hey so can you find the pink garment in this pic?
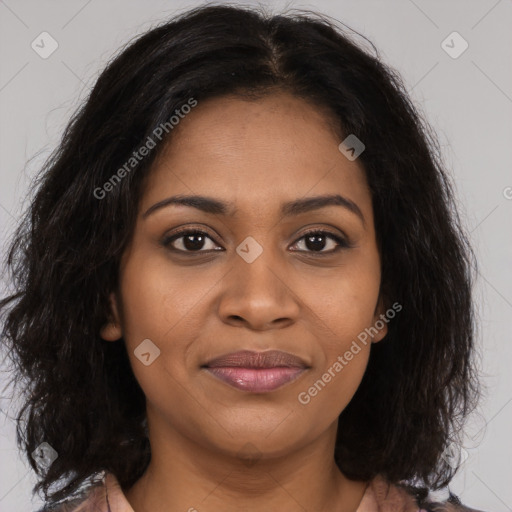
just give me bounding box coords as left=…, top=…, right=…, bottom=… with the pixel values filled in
left=356, top=474, right=421, bottom=512
left=49, top=471, right=424, bottom=512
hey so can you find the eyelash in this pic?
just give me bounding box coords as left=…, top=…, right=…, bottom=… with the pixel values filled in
left=161, top=227, right=350, bottom=256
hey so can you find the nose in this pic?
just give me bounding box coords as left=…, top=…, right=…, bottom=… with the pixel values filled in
left=217, top=252, right=300, bottom=331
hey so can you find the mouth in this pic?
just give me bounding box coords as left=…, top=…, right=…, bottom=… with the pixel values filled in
left=201, top=350, right=310, bottom=393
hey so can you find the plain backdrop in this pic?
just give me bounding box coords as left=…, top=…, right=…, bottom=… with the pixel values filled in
left=0, top=1, right=511, bottom=511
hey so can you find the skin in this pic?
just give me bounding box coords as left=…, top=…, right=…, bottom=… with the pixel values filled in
left=100, top=91, right=388, bottom=512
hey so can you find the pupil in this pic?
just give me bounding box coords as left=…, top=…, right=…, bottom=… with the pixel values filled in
left=184, top=233, right=205, bottom=251
left=306, top=234, right=325, bottom=251
left=181, top=233, right=328, bottom=252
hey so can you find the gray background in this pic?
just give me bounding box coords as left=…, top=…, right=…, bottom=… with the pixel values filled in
left=0, top=0, right=511, bottom=510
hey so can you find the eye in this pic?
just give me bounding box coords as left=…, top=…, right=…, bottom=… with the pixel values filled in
left=290, top=229, right=349, bottom=255
left=161, top=228, right=350, bottom=255
left=162, top=228, right=222, bottom=253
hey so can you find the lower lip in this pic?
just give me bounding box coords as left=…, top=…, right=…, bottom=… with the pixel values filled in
left=204, top=367, right=306, bottom=392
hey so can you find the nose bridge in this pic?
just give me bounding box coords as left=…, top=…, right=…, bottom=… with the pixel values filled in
left=234, top=233, right=286, bottom=298
left=218, top=233, right=299, bottom=328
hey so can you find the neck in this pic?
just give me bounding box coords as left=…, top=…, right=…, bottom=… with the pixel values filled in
left=124, top=415, right=368, bottom=512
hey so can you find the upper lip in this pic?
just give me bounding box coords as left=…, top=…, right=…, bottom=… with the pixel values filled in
left=203, top=350, right=309, bottom=369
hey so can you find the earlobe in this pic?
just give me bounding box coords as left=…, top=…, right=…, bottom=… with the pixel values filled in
left=100, top=292, right=123, bottom=341
left=100, top=321, right=122, bottom=341
left=372, top=320, right=388, bottom=343
left=372, top=295, right=389, bottom=343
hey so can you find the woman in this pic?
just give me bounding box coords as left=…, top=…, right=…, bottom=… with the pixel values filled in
left=0, top=4, right=484, bottom=511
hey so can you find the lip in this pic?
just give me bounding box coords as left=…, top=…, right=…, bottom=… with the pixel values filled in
left=202, top=350, right=309, bottom=393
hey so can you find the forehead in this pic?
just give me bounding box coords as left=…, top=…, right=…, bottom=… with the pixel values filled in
left=141, top=92, right=371, bottom=219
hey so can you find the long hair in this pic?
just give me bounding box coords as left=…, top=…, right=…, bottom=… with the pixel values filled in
left=0, top=3, right=480, bottom=505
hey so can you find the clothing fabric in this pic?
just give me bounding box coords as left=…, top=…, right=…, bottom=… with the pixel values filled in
left=38, top=471, right=485, bottom=512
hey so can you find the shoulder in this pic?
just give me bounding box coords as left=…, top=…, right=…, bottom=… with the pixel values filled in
left=415, top=496, right=486, bottom=512
left=394, top=479, right=486, bottom=512
left=360, top=475, right=486, bottom=512
left=35, top=474, right=108, bottom=512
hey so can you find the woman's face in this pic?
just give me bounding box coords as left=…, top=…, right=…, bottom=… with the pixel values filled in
left=102, top=91, right=387, bottom=461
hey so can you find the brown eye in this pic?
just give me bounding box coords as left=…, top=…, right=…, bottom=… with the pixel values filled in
left=162, top=228, right=349, bottom=255
left=162, top=229, right=222, bottom=253
left=290, top=230, right=349, bottom=254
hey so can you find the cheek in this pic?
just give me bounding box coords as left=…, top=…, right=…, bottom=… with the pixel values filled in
left=115, top=259, right=191, bottom=391
left=303, top=262, right=381, bottom=345
left=119, top=253, right=208, bottom=344
left=293, top=342, right=370, bottom=439
left=293, top=254, right=379, bottom=415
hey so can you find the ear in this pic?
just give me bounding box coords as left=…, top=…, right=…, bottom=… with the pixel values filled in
left=371, top=294, right=388, bottom=343
left=100, top=292, right=123, bottom=342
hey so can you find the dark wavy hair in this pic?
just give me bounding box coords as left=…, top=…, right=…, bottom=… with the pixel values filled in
left=0, top=2, right=481, bottom=506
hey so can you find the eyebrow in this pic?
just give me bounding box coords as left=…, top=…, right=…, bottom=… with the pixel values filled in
left=142, top=193, right=365, bottom=224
